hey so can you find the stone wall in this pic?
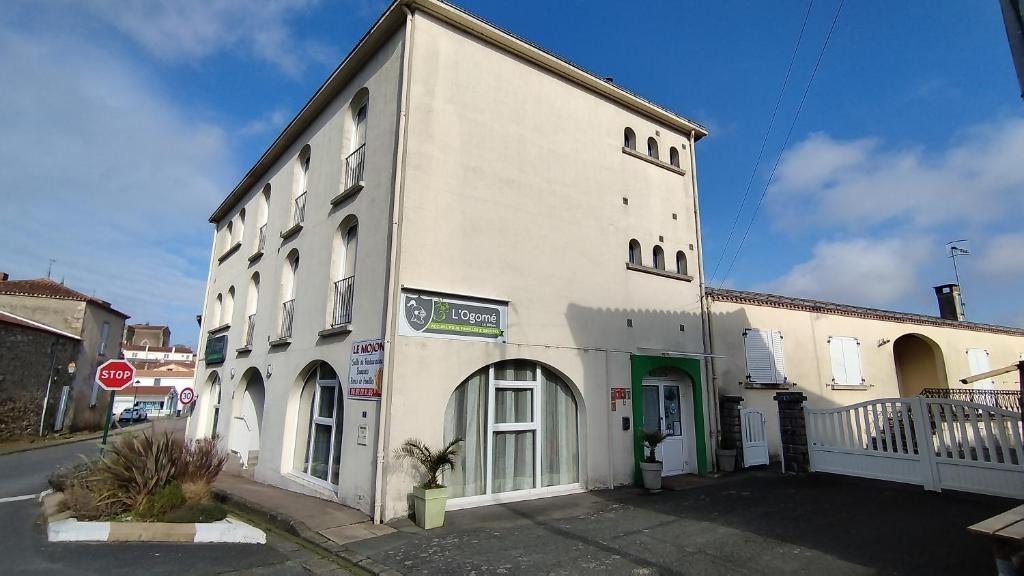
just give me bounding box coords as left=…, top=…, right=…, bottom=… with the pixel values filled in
left=774, top=392, right=808, bottom=473
left=718, top=394, right=743, bottom=459
left=0, top=323, right=79, bottom=439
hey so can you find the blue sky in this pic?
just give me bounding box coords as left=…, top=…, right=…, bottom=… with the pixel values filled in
left=2, top=1, right=1022, bottom=347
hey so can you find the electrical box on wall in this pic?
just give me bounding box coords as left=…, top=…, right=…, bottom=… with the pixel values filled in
left=357, top=424, right=368, bottom=446
left=622, top=417, right=630, bottom=431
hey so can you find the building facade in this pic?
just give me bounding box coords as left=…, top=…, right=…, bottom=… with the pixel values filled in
left=124, top=323, right=171, bottom=347
left=0, top=278, right=129, bottom=431
left=707, top=287, right=1024, bottom=460
left=122, top=343, right=194, bottom=362
left=189, top=0, right=712, bottom=522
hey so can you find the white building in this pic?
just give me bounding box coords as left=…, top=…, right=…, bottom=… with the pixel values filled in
left=123, top=343, right=195, bottom=362
left=190, top=0, right=711, bottom=523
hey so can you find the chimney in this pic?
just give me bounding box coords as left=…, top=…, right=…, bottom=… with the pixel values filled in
left=934, top=284, right=964, bottom=321
left=0, top=272, right=8, bottom=281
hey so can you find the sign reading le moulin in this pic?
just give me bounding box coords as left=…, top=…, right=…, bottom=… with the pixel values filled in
left=399, top=291, right=506, bottom=343
left=349, top=338, right=385, bottom=400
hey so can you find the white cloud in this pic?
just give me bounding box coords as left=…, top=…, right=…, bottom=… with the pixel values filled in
left=239, top=107, right=291, bottom=136
left=758, top=237, right=932, bottom=307
left=769, top=119, right=1024, bottom=230
left=73, top=0, right=328, bottom=77
left=979, top=233, right=1024, bottom=278
left=0, top=27, right=232, bottom=346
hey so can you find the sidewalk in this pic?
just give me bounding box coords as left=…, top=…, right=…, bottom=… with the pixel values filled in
left=213, top=474, right=400, bottom=575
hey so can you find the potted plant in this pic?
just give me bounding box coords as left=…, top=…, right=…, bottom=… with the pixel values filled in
left=717, top=435, right=737, bottom=472
left=640, top=430, right=668, bottom=491
left=395, top=437, right=461, bottom=529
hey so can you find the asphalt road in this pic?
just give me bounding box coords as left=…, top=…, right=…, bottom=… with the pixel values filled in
left=0, top=438, right=313, bottom=576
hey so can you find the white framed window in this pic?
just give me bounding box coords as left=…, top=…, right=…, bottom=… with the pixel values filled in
left=352, top=102, right=368, bottom=150
left=98, top=321, right=111, bottom=356
left=828, top=336, right=864, bottom=387
left=444, top=360, right=580, bottom=507
left=294, top=363, right=344, bottom=488
left=967, top=348, right=993, bottom=390
left=743, top=328, right=786, bottom=385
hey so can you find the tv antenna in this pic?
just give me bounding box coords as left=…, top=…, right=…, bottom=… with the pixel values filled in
left=946, top=239, right=970, bottom=319
left=47, top=258, right=56, bottom=279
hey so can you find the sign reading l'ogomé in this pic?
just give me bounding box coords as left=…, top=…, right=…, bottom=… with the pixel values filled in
left=398, top=291, right=507, bottom=342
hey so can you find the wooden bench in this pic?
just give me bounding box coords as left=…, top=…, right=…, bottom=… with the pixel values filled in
left=969, top=505, right=1024, bottom=575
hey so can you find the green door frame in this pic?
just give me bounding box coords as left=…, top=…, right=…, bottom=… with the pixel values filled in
left=630, top=355, right=708, bottom=484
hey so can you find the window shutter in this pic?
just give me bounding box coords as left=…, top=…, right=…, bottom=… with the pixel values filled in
left=967, top=348, right=993, bottom=389
left=843, top=338, right=863, bottom=385
left=829, top=337, right=847, bottom=384
left=770, top=330, right=786, bottom=383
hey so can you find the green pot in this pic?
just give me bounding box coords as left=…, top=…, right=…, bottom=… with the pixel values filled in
left=412, top=486, right=448, bottom=529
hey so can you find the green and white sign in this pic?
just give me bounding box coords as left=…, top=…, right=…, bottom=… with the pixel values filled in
left=399, top=291, right=506, bottom=342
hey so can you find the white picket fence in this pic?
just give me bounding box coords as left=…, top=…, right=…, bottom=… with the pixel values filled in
left=805, top=396, right=1024, bottom=498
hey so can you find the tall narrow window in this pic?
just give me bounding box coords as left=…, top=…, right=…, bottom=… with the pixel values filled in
left=237, top=208, right=246, bottom=245
left=352, top=103, right=367, bottom=149
left=652, top=246, right=665, bottom=270
left=647, top=137, right=659, bottom=159
left=210, top=375, right=222, bottom=437
left=213, top=294, right=223, bottom=327
left=329, top=221, right=358, bottom=327
left=624, top=128, right=636, bottom=150
left=676, top=251, right=687, bottom=275
left=292, top=146, right=310, bottom=228
left=98, top=321, right=111, bottom=356
left=669, top=147, right=680, bottom=167
left=224, top=222, right=234, bottom=252
left=245, top=273, right=259, bottom=347
left=628, top=239, right=642, bottom=265
left=345, top=95, right=369, bottom=190
left=255, top=184, right=270, bottom=255
left=280, top=251, right=299, bottom=339
left=444, top=361, right=579, bottom=501
left=224, top=286, right=235, bottom=326
left=294, top=363, right=344, bottom=487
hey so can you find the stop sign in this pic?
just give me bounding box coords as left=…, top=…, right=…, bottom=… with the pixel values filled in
left=96, top=359, right=135, bottom=391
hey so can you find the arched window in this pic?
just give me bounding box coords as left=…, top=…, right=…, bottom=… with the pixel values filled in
left=224, top=286, right=235, bottom=326
left=212, top=293, right=223, bottom=327
left=653, top=246, right=665, bottom=270
left=294, top=362, right=344, bottom=486
left=224, top=221, right=233, bottom=252
left=647, top=137, right=659, bottom=159
left=669, top=147, right=680, bottom=168
left=280, top=250, right=299, bottom=338
left=623, top=128, right=636, bottom=150
left=628, top=239, right=642, bottom=265
left=291, top=146, right=311, bottom=227
left=329, top=219, right=358, bottom=327
left=236, top=208, right=246, bottom=244
left=245, top=273, right=259, bottom=346
left=345, top=89, right=369, bottom=190
left=676, top=251, right=688, bottom=275
left=209, top=373, right=222, bottom=437
left=444, top=360, right=579, bottom=500
left=255, top=184, right=270, bottom=255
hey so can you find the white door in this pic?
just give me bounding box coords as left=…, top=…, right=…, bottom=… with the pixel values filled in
left=740, top=408, right=769, bottom=467
left=642, top=379, right=689, bottom=476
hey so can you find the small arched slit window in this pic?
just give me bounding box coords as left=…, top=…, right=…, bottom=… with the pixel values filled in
left=624, top=128, right=636, bottom=150
left=628, top=239, right=642, bottom=265
left=653, top=245, right=665, bottom=270
left=676, top=251, right=688, bottom=275
left=647, top=138, right=659, bottom=159
left=669, top=147, right=680, bottom=168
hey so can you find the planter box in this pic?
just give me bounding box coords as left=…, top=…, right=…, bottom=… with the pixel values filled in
left=639, top=461, right=663, bottom=491
left=717, top=448, right=737, bottom=472
left=412, top=486, right=448, bottom=529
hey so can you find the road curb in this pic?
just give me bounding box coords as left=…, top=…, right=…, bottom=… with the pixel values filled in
left=0, top=422, right=156, bottom=456
left=213, top=487, right=403, bottom=576
left=46, top=516, right=265, bottom=543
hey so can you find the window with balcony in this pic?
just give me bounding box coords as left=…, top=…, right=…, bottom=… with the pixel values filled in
left=326, top=220, right=358, bottom=331
left=276, top=250, right=299, bottom=342
left=243, top=273, right=259, bottom=349
left=285, top=146, right=310, bottom=236
left=252, top=184, right=270, bottom=259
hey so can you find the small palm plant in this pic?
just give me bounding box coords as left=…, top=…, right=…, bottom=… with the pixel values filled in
left=643, top=430, right=668, bottom=464
left=395, top=437, right=462, bottom=489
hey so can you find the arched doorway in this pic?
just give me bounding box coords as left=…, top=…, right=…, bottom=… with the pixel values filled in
left=230, top=369, right=266, bottom=470
left=641, top=368, right=696, bottom=476
left=893, top=334, right=948, bottom=397
left=199, top=371, right=222, bottom=439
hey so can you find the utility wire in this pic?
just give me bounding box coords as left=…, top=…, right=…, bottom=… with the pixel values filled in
left=716, top=0, right=846, bottom=289
left=708, top=0, right=815, bottom=286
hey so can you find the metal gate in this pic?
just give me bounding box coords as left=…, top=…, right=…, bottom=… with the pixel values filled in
left=741, top=408, right=770, bottom=467
left=805, top=396, right=1024, bottom=498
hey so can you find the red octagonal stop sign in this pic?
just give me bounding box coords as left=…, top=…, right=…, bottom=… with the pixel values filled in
left=96, top=359, right=135, bottom=391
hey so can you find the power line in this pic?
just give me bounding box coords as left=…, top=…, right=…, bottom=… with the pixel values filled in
left=716, top=0, right=846, bottom=289
left=708, top=0, right=815, bottom=285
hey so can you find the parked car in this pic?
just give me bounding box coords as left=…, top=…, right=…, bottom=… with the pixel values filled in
left=118, top=407, right=148, bottom=423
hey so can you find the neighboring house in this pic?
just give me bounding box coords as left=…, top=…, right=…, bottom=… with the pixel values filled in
left=124, top=323, right=171, bottom=347
left=189, top=0, right=710, bottom=522
left=112, top=385, right=180, bottom=416
left=707, top=286, right=1024, bottom=461
left=0, top=277, right=129, bottom=431
left=122, top=343, right=195, bottom=362
left=118, top=367, right=195, bottom=415
left=0, top=311, right=81, bottom=439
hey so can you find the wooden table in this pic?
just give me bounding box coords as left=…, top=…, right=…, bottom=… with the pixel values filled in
left=969, top=505, right=1024, bottom=575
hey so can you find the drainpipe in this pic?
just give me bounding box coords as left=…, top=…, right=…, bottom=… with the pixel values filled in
left=688, top=130, right=719, bottom=472
left=373, top=3, right=416, bottom=525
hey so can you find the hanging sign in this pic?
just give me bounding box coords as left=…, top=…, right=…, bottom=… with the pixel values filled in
left=398, top=291, right=506, bottom=342
left=348, top=338, right=385, bottom=400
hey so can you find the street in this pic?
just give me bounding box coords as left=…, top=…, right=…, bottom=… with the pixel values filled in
left=0, top=438, right=317, bottom=576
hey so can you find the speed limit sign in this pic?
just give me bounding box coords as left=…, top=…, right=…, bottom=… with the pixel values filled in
left=179, top=387, right=196, bottom=405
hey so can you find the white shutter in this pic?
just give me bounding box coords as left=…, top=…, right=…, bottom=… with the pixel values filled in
left=967, top=348, right=993, bottom=390
left=829, top=336, right=863, bottom=386
left=744, top=329, right=775, bottom=383
left=770, top=330, right=786, bottom=383
left=745, top=329, right=785, bottom=384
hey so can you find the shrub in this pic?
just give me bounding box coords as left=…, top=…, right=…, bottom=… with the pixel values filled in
left=64, top=475, right=122, bottom=520
left=137, top=482, right=186, bottom=520
left=93, top=432, right=182, bottom=511
left=178, top=437, right=227, bottom=484
left=180, top=479, right=212, bottom=504
left=394, top=437, right=461, bottom=489
left=48, top=459, right=94, bottom=492
left=161, top=502, right=227, bottom=523
left=643, top=430, right=668, bottom=463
